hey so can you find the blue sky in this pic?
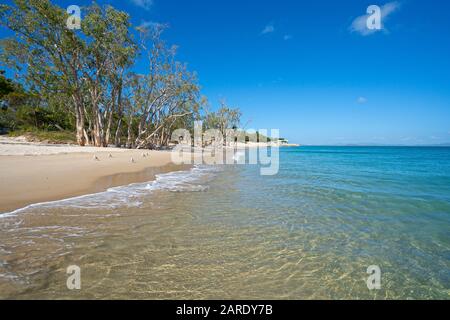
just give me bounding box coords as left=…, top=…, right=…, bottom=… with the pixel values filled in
left=1, top=0, right=450, bottom=145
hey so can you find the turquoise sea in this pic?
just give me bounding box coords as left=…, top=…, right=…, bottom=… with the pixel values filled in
left=0, top=146, right=449, bottom=299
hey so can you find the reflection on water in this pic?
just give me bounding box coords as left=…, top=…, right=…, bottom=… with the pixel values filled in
left=1, top=147, right=449, bottom=299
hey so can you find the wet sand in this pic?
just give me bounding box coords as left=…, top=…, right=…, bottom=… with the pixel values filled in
left=0, top=149, right=188, bottom=213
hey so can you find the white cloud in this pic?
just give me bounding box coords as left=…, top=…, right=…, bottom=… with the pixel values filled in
left=261, top=24, right=275, bottom=35
left=349, top=2, right=401, bottom=36
left=283, top=35, right=293, bottom=41
left=357, top=97, right=368, bottom=104
left=130, top=0, right=154, bottom=11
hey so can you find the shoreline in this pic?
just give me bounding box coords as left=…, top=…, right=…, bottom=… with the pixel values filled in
left=1, top=163, right=193, bottom=217
left=0, top=141, right=190, bottom=213
left=0, top=136, right=292, bottom=213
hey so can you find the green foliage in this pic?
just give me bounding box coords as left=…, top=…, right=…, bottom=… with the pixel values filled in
left=8, top=129, right=76, bottom=143
left=1, top=103, right=74, bottom=132
left=0, top=70, right=14, bottom=99
left=0, top=107, right=16, bottom=133
left=0, top=72, right=74, bottom=133
left=245, top=131, right=271, bottom=143
left=14, top=105, right=72, bottom=131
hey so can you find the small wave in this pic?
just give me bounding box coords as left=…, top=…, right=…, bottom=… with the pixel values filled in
left=233, top=151, right=245, bottom=161
left=0, top=165, right=218, bottom=217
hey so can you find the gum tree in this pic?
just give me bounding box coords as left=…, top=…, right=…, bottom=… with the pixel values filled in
left=0, top=0, right=88, bottom=145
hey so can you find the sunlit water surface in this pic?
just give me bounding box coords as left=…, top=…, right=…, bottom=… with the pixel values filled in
left=0, top=147, right=449, bottom=299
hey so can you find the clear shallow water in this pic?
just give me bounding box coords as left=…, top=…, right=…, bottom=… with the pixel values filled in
left=0, top=147, right=449, bottom=299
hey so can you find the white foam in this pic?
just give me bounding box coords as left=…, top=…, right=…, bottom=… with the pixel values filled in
left=233, top=151, right=245, bottom=161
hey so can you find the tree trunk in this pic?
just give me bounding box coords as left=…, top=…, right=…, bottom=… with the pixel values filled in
left=114, top=82, right=123, bottom=147
left=105, top=113, right=113, bottom=147
left=126, top=114, right=133, bottom=148
left=73, top=95, right=86, bottom=146
left=104, top=88, right=117, bottom=146
left=75, top=114, right=85, bottom=146
left=90, top=87, right=104, bottom=147
left=114, top=118, right=122, bottom=147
